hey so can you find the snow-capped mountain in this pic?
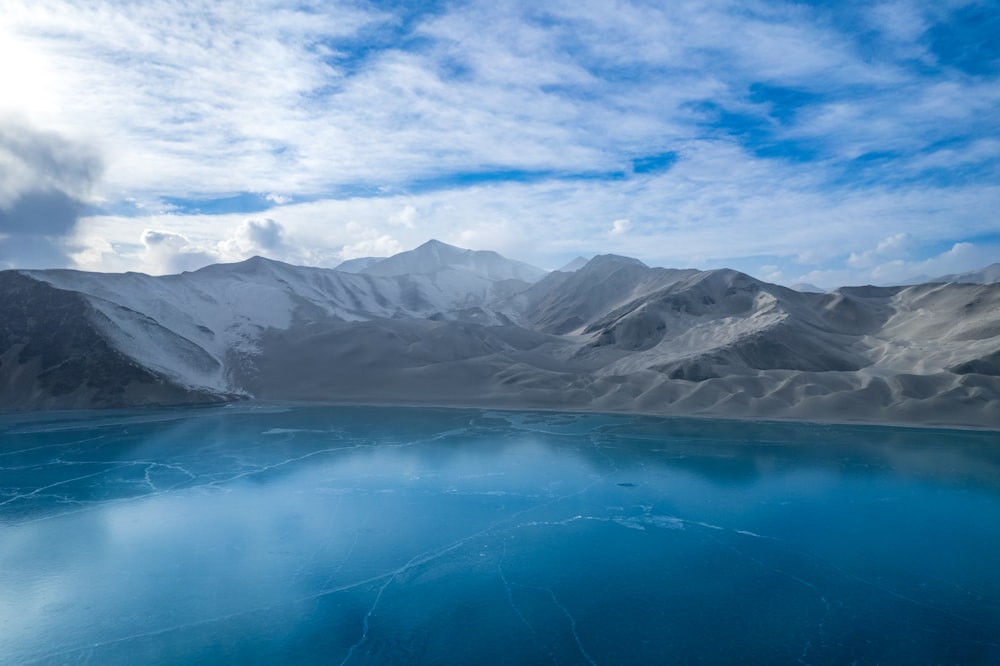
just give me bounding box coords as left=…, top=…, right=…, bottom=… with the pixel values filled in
left=4, top=242, right=535, bottom=407
left=2, top=243, right=999, bottom=428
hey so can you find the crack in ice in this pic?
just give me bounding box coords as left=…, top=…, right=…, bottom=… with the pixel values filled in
left=544, top=587, right=597, bottom=666
left=498, top=541, right=537, bottom=636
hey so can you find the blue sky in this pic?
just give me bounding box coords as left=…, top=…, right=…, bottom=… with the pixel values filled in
left=0, top=0, right=998, bottom=286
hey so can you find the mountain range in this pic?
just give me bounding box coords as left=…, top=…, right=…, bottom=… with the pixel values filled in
left=2, top=239, right=998, bottom=428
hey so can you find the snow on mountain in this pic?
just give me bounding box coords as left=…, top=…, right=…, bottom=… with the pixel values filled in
left=16, top=246, right=544, bottom=397
left=0, top=272, right=231, bottom=410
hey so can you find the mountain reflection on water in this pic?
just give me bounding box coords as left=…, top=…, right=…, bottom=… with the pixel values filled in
left=1, top=405, right=998, bottom=664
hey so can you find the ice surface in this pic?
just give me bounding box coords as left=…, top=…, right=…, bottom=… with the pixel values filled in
left=1, top=406, right=999, bottom=664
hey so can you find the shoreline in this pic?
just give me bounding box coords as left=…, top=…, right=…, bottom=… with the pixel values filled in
left=4, top=396, right=997, bottom=434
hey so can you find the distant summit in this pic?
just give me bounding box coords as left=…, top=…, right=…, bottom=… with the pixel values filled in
left=936, top=263, right=1000, bottom=285
left=900, top=262, right=1000, bottom=286
left=335, top=256, right=385, bottom=273
left=582, top=254, right=648, bottom=270
left=359, top=239, right=546, bottom=283
left=190, top=255, right=296, bottom=277
left=557, top=256, right=590, bottom=272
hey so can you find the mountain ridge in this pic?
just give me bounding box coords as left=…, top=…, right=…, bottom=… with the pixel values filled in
left=2, top=245, right=998, bottom=428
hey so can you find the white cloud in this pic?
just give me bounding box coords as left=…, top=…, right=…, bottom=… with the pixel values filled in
left=760, top=264, right=783, bottom=282
left=69, top=149, right=1000, bottom=279
left=0, top=0, right=915, bottom=201
left=904, top=138, right=1000, bottom=172
left=131, top=218, right=302, bottom=274
left=847, top=232, right=913, bottom=269
left=870, top=241, right=990, bottom=282
left=141, top=229, right=217, bottom=274
left=609, top=219, right=632, bottom=236
left=867, top=1, right=929, bottom=44
left=388, top=205, right=417, bottom=228
left=796, top=241, right=997, bottom=288
left=1, top=0, right=385, bottom=196
left=452, top=219, right=521, bottom=255
left=339, top=234, right=402, bottom=261
left=847, top=251, right=873, bottom=269
left=218, top=218, right=287, bottom=258
left=1, top=0, right=993, bottom=285
left=876, top=232, right=912, bottom=256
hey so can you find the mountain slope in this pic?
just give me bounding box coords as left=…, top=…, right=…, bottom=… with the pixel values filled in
left=518, top=255, right=699, bottom=334
left=0, top=272, right=231, bottom=410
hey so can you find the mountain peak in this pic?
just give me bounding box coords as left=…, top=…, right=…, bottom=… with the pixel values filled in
left=192, top=254, right=290, bottom=276
left=939, top=262, right=1000, bottom=285
left=360, top=240, right=546, bottom=283
left=417, top=239, right=456, bottom=250
left=558, top=256, right=590, bottom=272
left=582, top=254, right=648, bottom=270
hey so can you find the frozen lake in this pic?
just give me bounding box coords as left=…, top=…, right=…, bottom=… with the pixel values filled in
left=2, top=405, right=999, bottom=664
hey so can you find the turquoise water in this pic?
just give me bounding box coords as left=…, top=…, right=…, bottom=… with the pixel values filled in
left=1, top=405, right=998, bottom=664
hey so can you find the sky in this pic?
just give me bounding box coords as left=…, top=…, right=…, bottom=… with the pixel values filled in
left=0, top=0, right=998, bottom=287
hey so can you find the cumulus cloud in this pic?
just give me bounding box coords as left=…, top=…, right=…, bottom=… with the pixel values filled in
left=141, top=230, right=209, bottom=273
left=0, top=118, right=102, bottom=268
left=609, top=219, right=632, bottom=236
left=219, top=218, right=288, bottom=260
left=141, top=229, right=218, bottom=274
